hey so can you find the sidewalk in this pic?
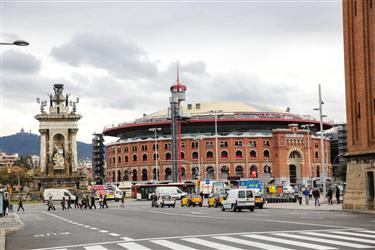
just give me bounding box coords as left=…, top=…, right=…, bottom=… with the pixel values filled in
left=265, top=201, right=343, bottom=211
left=0, top=213, right=24, bottom=250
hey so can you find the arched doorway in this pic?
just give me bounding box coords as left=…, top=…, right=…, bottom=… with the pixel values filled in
left=153, top=168, right=159, bottom=180
left=250, top=165, right=258, bottom=178
left=236, top=165, right=244, bottom=178
left=181, top=167, right=186, bottom=180
left=206, top=166, right=214, bottom=180
left=192, top=167, right=198, bottom=179
left=132, top=169, right=138, bottom=182
left=142, top=169, right=148, bottom=181
left=123, top=170, right=129, bottom=181
left=165, top=168, right=172, bottom=181
left=289, top=150, right=302, bottom=186
left=220, top=166, right=229, bottom=180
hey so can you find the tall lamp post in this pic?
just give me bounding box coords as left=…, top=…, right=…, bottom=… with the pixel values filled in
left=313, top=84, right=327, bottom=194
left=149, top=128, right=161, bottom=182
left=0, top=40, right=29, bottom=46
left=209, top=110, right=223, bottom=181
left=301, top=124, right=315, bottom=186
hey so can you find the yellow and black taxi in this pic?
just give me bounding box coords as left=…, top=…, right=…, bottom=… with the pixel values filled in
left=188, top=194, right=203, bottom=207
left=253, top=189, right=264, bottom=209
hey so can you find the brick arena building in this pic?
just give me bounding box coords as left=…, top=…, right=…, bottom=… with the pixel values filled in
left=343, top=0, right=375, bottom=210
left=103, top=101, right=332, bottom=188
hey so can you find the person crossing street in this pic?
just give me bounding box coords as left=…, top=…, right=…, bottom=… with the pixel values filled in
left=17, top=196, right=24, bottom=212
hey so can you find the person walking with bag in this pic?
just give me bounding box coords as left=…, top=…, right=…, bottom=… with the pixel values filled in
left=312, top=188, right=320, bottom=206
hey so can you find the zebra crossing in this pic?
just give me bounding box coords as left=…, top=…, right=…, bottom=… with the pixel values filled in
left=50, top=228, right=375, bottom=250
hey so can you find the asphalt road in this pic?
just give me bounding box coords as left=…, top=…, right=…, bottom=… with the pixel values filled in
left=7, top=200, right=375, bottom=250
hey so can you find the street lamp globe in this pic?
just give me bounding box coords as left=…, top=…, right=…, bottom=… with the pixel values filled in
left=13, top=40, right=29, bottom=46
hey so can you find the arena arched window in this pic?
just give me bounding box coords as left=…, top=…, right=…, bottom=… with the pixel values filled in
left=206, top=166, right=214, bottom=179
left=153, top=168, right=159, bottom=180
left=192, top=151, right=199, bottom=160
left=235, top=165, right=244, bottom=178
left=181, top=152, right=185, bottom=160
left=125, top=155, right=129, bottom=163
left=263, top=150, right=270, bottom=158
left=315, top=151, right=319, bottom=159
left=118, top=156, right=121, bottom=163
left=192, top=167, right=198, bottom=179
left=112, top=171, right=116, bottom=182
left=206, top=151, right=214, bottom=159
left=112, top=157, right=115, bottom=164
left=142, top=169, right=148, bottom=181
left=142, top=154, right=147, bottom=161
left=250, top=165, right=258, bottom=178
left=235, top=150, right=243, bottom=159
left=165, top=152, right=172, bottom=160
left=153, top=153, right=159, bottom=161
left=221, top=150, right=228, bottom=159
left=250, top=150, right=257, bottom=158
left=133, top=154, right=137, bottom=162
left=165, top=168, right=172, bottom=180
left=181, top=167, right=186, bottom=180
left=132, top=169, right=138, bottom=181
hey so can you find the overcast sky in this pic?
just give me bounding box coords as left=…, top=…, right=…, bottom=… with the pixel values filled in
left=1, top=0, right=345, bottom=143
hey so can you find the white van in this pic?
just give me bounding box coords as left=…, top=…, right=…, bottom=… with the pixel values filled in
left=43, top=189, right=76, bottom=202
left=221, top=189, right=255, bottom=212
left=155, top=186, right=186, bottom=200
left=105, top=184, right=123, bottom=201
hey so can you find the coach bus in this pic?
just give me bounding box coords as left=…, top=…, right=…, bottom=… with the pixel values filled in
left=132, top=182, right=196, bottom=200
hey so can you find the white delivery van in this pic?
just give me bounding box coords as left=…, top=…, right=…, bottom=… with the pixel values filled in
left=105, top=184, right=123, bottom=201
left=43, top=188, right=76, bottom=202
left=155, top=186, right=186, bottom=200
left=221, top=189, right=255, bottom=212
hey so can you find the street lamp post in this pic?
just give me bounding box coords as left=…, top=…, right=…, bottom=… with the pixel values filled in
left=149, top=128, right=161, bottom=182
left=314, top=84, right=327, bottom=194
left=210, top=110, right=223, bottom=181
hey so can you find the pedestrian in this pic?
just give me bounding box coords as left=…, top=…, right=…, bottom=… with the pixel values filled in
left=61, top=197, right=66, bottom=210
left=312, top=188, right=320, bottom=206
left=200, top=191, right=204, bottom=200
left=120, top=192, right=125, bottom=208
left=303, top=187, right=310, bottom=205
left=90, top=194, right=97, bottom=209
left=309, top=188, right=313, bottom=200
left=67, top=196, right=73, bottom=209
left=83, top=195, right=89, bottom=209
left=47, top=197, right=56, bottom=211
left=297, top=188, right=303, bottom=205
left=3, top=194, right=9, bottom=216
left=335, top=186, right=340, bottom=204
left=103, top=194, right=108, bottom=208
left=17, top=195, right=25, bottom=212
left=74, top=195, right=79, bottom=209
left=99, top=194, right=104, bottom=209
left=326, top=187, right=333, bottom=205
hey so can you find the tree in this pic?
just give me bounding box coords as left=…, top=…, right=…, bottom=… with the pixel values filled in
left=0, top=166, right=32, bottom=187
left=13, top=155, right=34, bottom=169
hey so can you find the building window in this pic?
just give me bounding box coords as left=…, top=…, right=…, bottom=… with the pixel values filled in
left=165, top=152, right=172, bottom=160
left=117, top=170, right=121, bottom=182
left=123, top=170, right=129, bottom=181
left=235, top=166, right=244, bottom=178
left=191, top=141, right=198, bottom=149
left=142, top=169, right=148, bottom=181
left=249, top=140, right=257, bottom=147
left=220, top=141, right=228, bottom=148
left=317, top=165, right=320, bottom=177
left=192, top=151, right=199, bottom=160
left=112, top=157, right=115, bottom=164
left=118, top=156, right=121, bottom=163
left=263, top=140, right=270, bottom=147
left=125, top=155, right=129, bottom=163
left=132, top=169, right=137, bottom=181
left=235, top=150, right=243, bottom=159
left=165, top=143, right=171, bottom=150
left=132, top=146, right=137, bottom=152
left=153, top=153, right=159, bottom=161
left=165, top=168, right=172, bottom=181
left=141, top=145, right=147, bottom=151
left=234, top=140, right=243, bottom=147
left=152, top=143, right=159, bottom=150
left=180, top=152, right=185, bottom=160
left=315, top=151, right=319, bottom=159
left=181, top=143, right=185, bottom=149
left=206, top=141, right=213, bottom=149
left=250, top=165, right=258, bottom=178
left=206, top=151, right=214, bottom=159
left=142, top=154, right=147, bottom=161
left=124, top=147, right=129, bottom=153
left=133, top=155, right=137, bottom=162
left=206, top=166, right=214, bottom=179
left=221, top=150, right=228, bottom=159
left=263, top=150, right=270, bottom=158
left=250, top=150, right=257, bottom=158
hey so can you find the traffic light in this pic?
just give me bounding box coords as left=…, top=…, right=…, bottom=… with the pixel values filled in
left=264, top=165, right=271, bottom=174
left=251, top=170, right=257, bottom=178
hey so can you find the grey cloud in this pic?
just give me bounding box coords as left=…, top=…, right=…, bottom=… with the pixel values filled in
left=51, top=34, right=158, bottom=79
left=2, top=50, right=41, bottom=73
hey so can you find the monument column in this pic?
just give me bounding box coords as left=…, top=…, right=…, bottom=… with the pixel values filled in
left=39, top=129, right=47, bottom=173
left=71, top=129, right=78, bottom=173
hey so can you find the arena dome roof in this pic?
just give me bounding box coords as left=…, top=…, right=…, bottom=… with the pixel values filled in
left=146, top=101, right=286, bottom=118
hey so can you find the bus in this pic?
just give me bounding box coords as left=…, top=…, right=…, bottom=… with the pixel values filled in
left=132, top=182, right=196, bottom=200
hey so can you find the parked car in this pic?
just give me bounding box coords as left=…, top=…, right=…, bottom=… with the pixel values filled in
left=188, top=194, right=203, bottom=207
left=221, top=189, right=255, bottom=212
left=208, top=193, right=225, bottom=207
left=156, top=194, right=176, bottom=208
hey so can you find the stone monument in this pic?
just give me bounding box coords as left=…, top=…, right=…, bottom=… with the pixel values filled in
left=34, top=84, right=86, bottom=189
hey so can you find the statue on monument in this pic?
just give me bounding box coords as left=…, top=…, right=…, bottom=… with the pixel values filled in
left=53, top=145, right=65, bottom=169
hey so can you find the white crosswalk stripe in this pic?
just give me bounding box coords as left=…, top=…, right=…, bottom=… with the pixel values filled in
left=244, top=234, right=336, bottom=250
left=301, top=232, right=375, bottom=244
left=84, top=246, right=108, bottom=250
left=359, top=230, right=375, bottom=234
left=117, top=242, right=152, bottom=250
left=330, top=231, right=375, bottom=238
left=275, top=233, right=374, bottom=249
left=151, top=239, right=198, bottom=250
left=212, top=235, right=295, bottom=250
left=182, top=237, right=244, bottom=250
